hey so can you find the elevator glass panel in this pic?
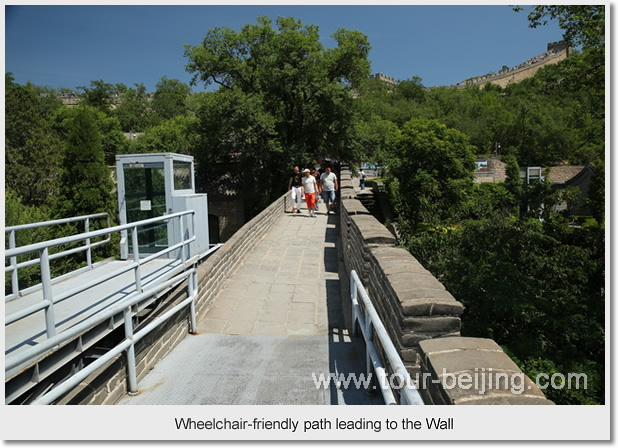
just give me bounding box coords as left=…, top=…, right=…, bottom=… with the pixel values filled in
left=124, top=163, right=167, bottom=253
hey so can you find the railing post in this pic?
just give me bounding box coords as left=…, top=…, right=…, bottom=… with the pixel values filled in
left=188, top=271, right=197, bottom=334
left=9, top=229, right=18, bottom=298
left=124, top=308, right=138, bottom=395
left=40, top=248, right=56, bottom=338
left=365, top=308, right=376, bottom=394
left=131, top=225, right=142, bottom=293
left=179, top=215, right=186, bottom=264
left=350, top=271, right=358, bottom=336
left=85, top=217, right=92, bottom=268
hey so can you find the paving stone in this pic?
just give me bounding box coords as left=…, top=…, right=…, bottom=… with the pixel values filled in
left=223, top=319, right=256, bottom=335
left=262, top=301, right=291, bottom=313
left=292, top=292, right=318, bottom=303
left=233, top=307, right=261, bottom=322
left=252, top=321, right=288, bottom=335
left=288, top=311, right=316, bottom=325
left=235, top=300, right=265, bottom=314
left=195, top=318, right=227, bottom=334
left=290, top=302, right=315, bottom=314
left=266, top=291, right=294, bottom=302
left=271, top=283, right=295, bottom=293
left=286, top=322, right=319, bottom=335
left=257, top=307, right=288, bottom=321
left=204, top=306, right=235, bottom=320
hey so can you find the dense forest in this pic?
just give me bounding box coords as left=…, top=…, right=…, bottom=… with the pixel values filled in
left=5, top=6, right=605, bottom=404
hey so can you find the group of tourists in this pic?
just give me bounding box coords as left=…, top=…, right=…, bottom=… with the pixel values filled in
left=288, top=165, right=338, bottom=217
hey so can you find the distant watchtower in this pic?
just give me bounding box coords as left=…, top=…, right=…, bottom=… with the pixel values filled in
left=369, top=72, right=396, bottom=86
left=547, top=40, right=568, bottom=53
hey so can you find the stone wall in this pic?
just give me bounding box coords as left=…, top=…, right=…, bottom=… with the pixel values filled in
left=340, top=173, right=464, bottom=374
left=473, top=50, right=568, bottom=89
left=418, top=337, right=552, bottom=405
left=208, top=197, right=245, bottom=243
left=338, top=168, right=553, bottom=404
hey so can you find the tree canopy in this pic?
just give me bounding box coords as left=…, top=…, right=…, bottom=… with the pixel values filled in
left=185, top=16, right=371, bottom=164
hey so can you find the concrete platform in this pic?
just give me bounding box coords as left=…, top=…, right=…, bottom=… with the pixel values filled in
left=118, top=333, right=380, bottom=405
left=5, top=257, right=184, bottom=359
left=117, top=210, right=384, bottom=405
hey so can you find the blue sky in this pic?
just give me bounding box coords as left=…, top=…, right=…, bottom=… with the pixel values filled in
left=5, top=4, right=565, bottom=91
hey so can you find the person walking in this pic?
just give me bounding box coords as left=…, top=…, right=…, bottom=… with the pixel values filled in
left=359, top=168, right=367, bottom=190
left=320, top=166, right=338, bottom=214
left=288, top=166, right=303, bottom=214
left=302, top=168, right=318, bottom=217
left=310, top=167, right=322, bottom=211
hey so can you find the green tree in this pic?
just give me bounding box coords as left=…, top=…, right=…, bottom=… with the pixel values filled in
left=191, top=88, right=281, bottom=217
left=184, top=16, right=371, bottom=162
left=5, top=188, right=53, bottom=295
left=503, top=154, right=522, bottom=206
left=388, top=118, right=477, bottom=228
left=52, top=105, right=128, bottom=165
left=349, top=114, right=400, bottom=168
left=518, top=5, right=604, bottom=51
left=113, top=83, right=153, bottom=132
left=77, top=79, right=124, bottom=111
left=406, top=217, right=604, bottom=404
left=151, top=76, right=191, bottom=121
left=396, top=77, right=425, bottom=102
left=515, top=5, right=604, bottom=129
left=24, top=82, right=64, bottom=118
left=460, top=182, right=516, bottom=221
left=587, top=161, right=604, bottom=225
left=5, top=74, right=63, bottom=208
left=54, top=106, right=116, bottom=218
left=131, top=115, right=199, bottom=155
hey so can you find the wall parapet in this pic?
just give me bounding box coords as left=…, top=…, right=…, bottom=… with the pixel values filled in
left=339, top=168, right=553, bottom=405
left=419, top=337, right=553, bottom=405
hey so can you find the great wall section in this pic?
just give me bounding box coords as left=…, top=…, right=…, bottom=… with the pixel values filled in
left=438, top=40, right=570, bottom=90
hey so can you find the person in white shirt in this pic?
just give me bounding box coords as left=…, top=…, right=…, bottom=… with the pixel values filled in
left=287, top=166, right=303, bottom=213
left=301, top=168, right=318, bottom=217
left=320, top=166, right=338, bottom=214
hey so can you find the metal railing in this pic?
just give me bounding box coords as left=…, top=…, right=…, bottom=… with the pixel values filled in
left=349, top=270, right=424, bottom=405
left=5, top=211, right=196, bottom=339
left=5, top=210, right=200, bottom=404
left=28, top=267, right=198, bottom=405
left=5, top=213, right=111, bottom=301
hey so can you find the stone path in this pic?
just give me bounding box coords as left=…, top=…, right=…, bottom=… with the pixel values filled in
left=197, top=211, right=339, bottom=337
left=118, top=208, right=382, bottom=405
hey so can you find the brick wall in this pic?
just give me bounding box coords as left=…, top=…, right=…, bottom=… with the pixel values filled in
left=339, top=168, right=552, bottom=404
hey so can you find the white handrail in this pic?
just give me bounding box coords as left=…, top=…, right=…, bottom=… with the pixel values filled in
left=5, top=213, right=110, bottom=232
left=5, top=213, right=111, bottom=300
left=5, top=211, right=196, bottom=340
left=349, top=269, right=424, bottom=405
left=29, top=268, right=198, bottom=405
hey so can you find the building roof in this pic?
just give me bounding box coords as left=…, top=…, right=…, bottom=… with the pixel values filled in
left=473, top=161, right=588, bottom=185
left=546, top=166, right=586, bottom=184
